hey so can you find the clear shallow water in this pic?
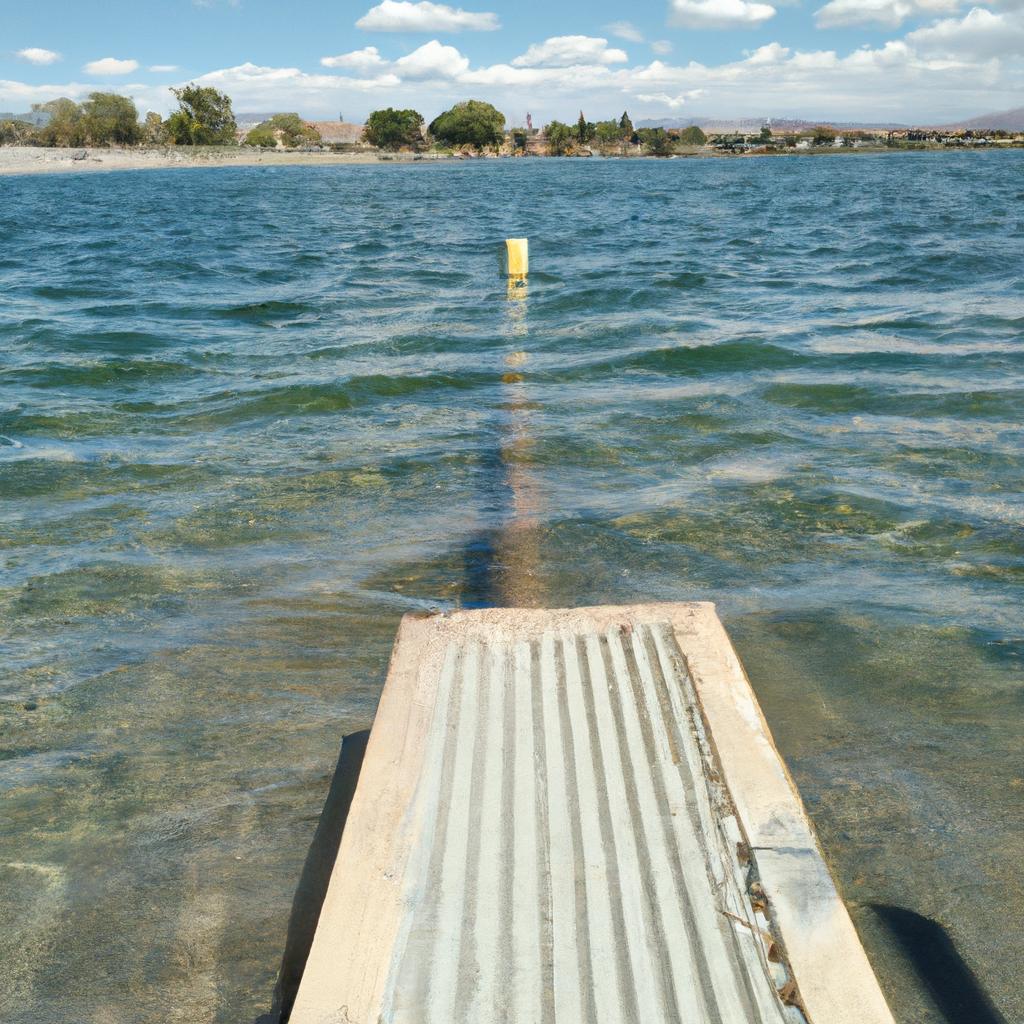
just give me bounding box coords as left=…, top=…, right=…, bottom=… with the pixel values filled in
left=1, top=153, right=1022, bottom=1022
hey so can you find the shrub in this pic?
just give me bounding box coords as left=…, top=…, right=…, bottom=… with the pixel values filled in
left=165, top=85, right=237, bottom=146
left=81, top=92, right=141, bottom=146
left=0, top=119, right=33, bottom=145
left=637, top=127, right=675, bottom=156
left=143, top=112, right=165, bottom=145
left=245, top=127, right=277, bottom=148
left=428, top=100, right=505, bottom=150
left=678, top=125, right=707, bottom=146
left=544, top=120, right=572, bottom=155
left=363, top=108, right=424, bottom=150
left=31, top=98, right=85, bottom=147
left=265, top=113, right=321, bottom=148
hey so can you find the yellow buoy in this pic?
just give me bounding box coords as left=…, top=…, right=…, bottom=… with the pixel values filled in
left=501, top=238, right=529, bottom=279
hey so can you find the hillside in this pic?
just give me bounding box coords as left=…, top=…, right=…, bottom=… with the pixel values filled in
left=940, top=106, right=1024, bottom=131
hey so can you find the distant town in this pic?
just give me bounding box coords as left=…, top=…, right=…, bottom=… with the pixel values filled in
left=2, top=86, right=1022, bottom=159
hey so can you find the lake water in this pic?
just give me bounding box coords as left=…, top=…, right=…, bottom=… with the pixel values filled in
left=1, top=153, right=1022, bottom=1023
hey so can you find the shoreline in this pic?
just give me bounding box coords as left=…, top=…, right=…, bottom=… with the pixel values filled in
left=0, top=143, right=1014, bottom=177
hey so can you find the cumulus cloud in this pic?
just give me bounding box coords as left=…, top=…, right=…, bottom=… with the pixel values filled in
left=356, top=0, right=499, bottom=32
left=394, top=40, right=470, bottom=77
left=651, top=39, right=674, bottom=54
left=321, top=46, right=388, bottom=70
left=606, top=20, right=645, bottom=41
left=512, top=36, right=629, bottom=67
left=743, top=41, right=791, bottom=63
left=669, top=0, right=777, bottom=27
left=907, top=6, right=1024, bottom=57
left=149, top=65, right=179, bottom=73
left=83, top=57, right=139, bottom=76
left=815, top=0, right=958, bottom=27
left=16, top=47, right=61, bottom=65
left=5, top=14, right=1021, bottom=126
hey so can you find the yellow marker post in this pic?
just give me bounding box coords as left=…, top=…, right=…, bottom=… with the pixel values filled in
left=501, top=238, right=529, bottom=279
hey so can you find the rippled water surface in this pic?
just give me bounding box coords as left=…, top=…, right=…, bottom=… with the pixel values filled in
left=2, top=153, right=1023, bottom=1023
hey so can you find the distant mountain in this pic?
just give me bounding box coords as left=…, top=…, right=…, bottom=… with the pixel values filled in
left=938, top=106, right=1024, bottom=131
left=0, top=110, right=50, bottom=126
left=635, top=116, right=908, bottom=132
left=234, top=111, right=286, bottom=129
left=636, top=107, right=1024, bottom=133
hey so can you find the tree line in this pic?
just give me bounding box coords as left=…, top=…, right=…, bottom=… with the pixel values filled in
left=0, top=86, right=241, bottom=147
left=365, top=103, right=708, bottom=154
left=0, top=84, right=709, bottom=156
left=0, top=86, right=317, bottom=148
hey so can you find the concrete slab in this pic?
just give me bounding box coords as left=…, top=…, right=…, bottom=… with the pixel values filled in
left=290, top=603, right=895, bottom=1024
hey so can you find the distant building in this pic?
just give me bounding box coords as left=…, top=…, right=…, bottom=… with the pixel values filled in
left=306, top=121, right=366, bottom=145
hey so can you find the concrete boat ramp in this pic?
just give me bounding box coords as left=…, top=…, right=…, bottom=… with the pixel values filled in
left=290, top=602, right=894, bottom=1024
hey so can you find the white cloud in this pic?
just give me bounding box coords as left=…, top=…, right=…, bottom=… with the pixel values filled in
left=394, top=40, right=470, bottom=77
left=356, top=0, right=499, bottom=31
left=907, top=6, right=1024, bottom=57
left=512, top=36, right=629, bottom=67
left=606, top=20, right=645, bottom=41
left=321, top=46, right=388, bottom=70
left=669, top=0, right=777, bottom=27
left=651, top=39, right=674, bottom=54
left=5, top=13, right=1021, bottom=127
left=149, top=65, right=179, bottom=73
left=185, top=62, right=401, bottom=113
left=16, top=47, right=61, bottom=66
left=815, top=0, right=958, bottom=27
left=744, top=41, right=791, bottom=62
left=83, top=57, right=140, bottom=76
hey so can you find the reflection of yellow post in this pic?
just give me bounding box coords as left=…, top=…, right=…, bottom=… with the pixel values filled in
left=496, top=243, right=542, bottom=606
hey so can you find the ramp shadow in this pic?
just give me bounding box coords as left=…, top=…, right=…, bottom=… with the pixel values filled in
left=869, top=903, right=1008, bottom=1024
left=256, top=730, right=369, bottom=1024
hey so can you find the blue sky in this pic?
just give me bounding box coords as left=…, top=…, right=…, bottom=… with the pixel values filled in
left=2, top=0, right=1022, bottom=123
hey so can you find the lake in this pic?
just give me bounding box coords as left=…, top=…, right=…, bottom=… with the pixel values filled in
left=1, top=152, right=1022, bottom=1022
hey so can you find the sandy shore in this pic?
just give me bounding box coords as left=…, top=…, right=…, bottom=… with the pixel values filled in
left=0, top=146, right=436, bottom=176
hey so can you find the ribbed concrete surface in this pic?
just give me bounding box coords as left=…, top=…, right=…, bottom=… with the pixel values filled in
left=384, top=625, right=791, bottom=1023
left=290, top=604, right=895, bottom=1024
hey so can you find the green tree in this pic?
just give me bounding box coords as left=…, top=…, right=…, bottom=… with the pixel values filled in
left=544, top=120, right=572, bottom=155
left=575, top=111, right=595, bottom=145
left=0, top=119, right=33, bottom=145
left=812, top=124, right=836, bottom=146
left=678, top=125, right=707, bottom=146
left=511, top=128, right=527, bottom=152
left=81, top=92, right=140, bottom=146
left=264, top=113, right=320, bottom=147
left=32, top=98, right=85, bottom=147
left=143, top=111, right=165, bottom=145
left=618, top=110, right=634, bottom=138
left=759, top=124, right=772, bottom=141
left=165, top=85, right=237, bottom=146
left=245, top=126, right=277, bottom=148
left=363, top=107, right=425, bottom=150
left=428, top=100, right=505, bottom=150
left=593, top=120, right=622, bottom=152
left=637, top=127, right=675, bottom=156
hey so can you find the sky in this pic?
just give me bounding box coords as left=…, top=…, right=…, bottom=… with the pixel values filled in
left=2, top=0, right=1022, bottom=125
